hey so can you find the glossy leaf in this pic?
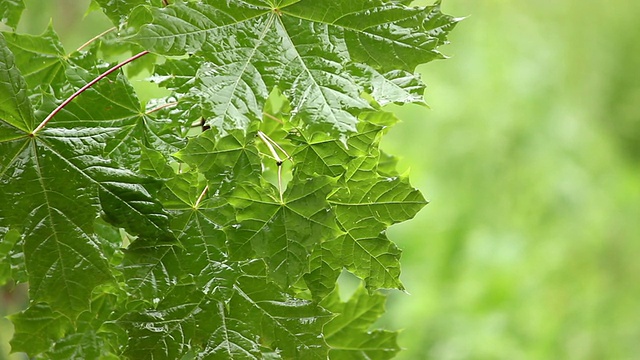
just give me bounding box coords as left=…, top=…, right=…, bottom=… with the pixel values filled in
left=94, top=0, right=162, bottom=26
left=129, top=0, right=459, bottom=136
left=230, top=261, right=333, bottom=359
left=122, top=262, right=332, bottom=359
left=328, top=175, right=426, bottom=291
left=0, top=32, right=33, bottom=131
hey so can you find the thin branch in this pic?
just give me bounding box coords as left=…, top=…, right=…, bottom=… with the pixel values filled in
left=194, top=185, right=209, bottom=208
left=32, top=50, right=150, bottom=136
left=76, top=27, right=116, bottom=52
left=146, top=101, right=178, bottom=115
left=277, top=166, right=284, bottom=203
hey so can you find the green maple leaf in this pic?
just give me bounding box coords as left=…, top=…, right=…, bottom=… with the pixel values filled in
left=327, top=174, right=426, bottom=292
left=322, top=286, right=400, bottom=360
left=230, top=260, right=333, bottom=359
left=0, top=228, right=22, bottom=283
left=44, top=292, right=123, bottom=359
left=121, top=262, right=331, bottom=359
left=174, top=129, right=262, bottom=193
left=0, top=33, right=175, bottom=317
left=93, top=0, right=163, bottom=26
left=121, top=159, right=237, bottom=301
left=228, top=176, right=339, bottom=288
left=128, top=0, right=458, bottom=136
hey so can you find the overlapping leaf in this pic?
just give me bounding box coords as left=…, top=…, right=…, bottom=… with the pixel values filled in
left=94, top=0, right=163, bottom=27
left=10, top=292, right=124, bottom=359
left=129, top=0, right=458, bottom=136
left=228, top=176, right=339, bottom=288
left=0, top=32, right=176, bottom=316
left=9, top=303, right=71, bottom=355
left=229, top=261, right=332, bottom=359
left=322, top=286, right=400, bottom=360
left=174, top=129, right=262, bottom=193
left=0, top=33, right=33, bottom=131
left=121, top=262, right=332, bottom=359
left=121, top=156, right=237, bottom=301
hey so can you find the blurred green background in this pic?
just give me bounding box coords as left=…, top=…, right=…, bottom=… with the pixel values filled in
left=2, top=0, right=640, bottom=359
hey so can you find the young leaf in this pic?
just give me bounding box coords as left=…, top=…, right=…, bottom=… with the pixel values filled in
left=0, top=228, right=21, bottom=283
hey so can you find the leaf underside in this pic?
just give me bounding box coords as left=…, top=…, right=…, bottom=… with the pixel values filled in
left=0, top=0, right=458, bottom=359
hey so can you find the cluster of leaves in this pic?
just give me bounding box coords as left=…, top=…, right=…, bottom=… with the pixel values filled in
left=0, top=0, right=458, bottom=358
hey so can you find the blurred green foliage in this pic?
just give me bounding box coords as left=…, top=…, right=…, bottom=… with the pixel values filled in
left=382, top=1, right=640, bottom=359
left=2, top=0, right=640, bottom=359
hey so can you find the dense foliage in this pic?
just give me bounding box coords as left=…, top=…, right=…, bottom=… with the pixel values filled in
left=0, top=0, right=457, bottom=358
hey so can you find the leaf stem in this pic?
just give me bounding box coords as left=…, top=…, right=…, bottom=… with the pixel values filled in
left=257, top=131, right=290, bottom=202
left=263, top=112, right=283, bottom=125
left=146, top=102, right=178, bottom=115
left=194, top=185, right=209, bottom=208
left=32, top=50, right=150, bottom=136
left=277, top=165, right=284, bottom=202
left=76, top=27, right=116, bottom=52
